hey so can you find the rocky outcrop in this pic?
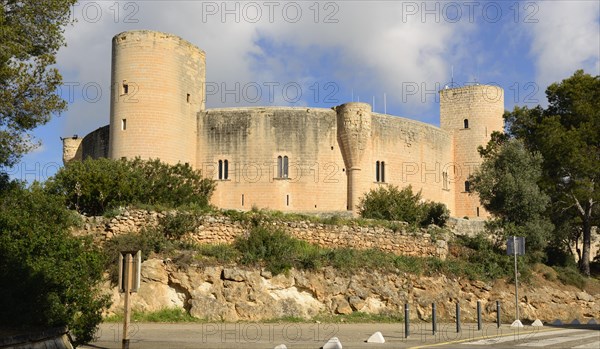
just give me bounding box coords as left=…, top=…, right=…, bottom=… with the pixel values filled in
left=106, top=259, right=600, bottom=323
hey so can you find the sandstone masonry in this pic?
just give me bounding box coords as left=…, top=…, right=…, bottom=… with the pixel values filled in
left=63, top=30, right=504, bottom=218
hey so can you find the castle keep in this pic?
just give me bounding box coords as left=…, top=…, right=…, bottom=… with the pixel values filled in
left=63, top=30, right=504, bottom=218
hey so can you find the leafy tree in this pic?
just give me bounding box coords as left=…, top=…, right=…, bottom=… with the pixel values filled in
left=0, top=179, right=110, bottom=345
left=470, top=137, right=553, bottom=260
left=1, top=0, right=77, bottom=166
left=358, top=185, right=449, bottom=227
left=45, top=157, right=216, bottom=215
left=505, top=70, right=600, bottom=275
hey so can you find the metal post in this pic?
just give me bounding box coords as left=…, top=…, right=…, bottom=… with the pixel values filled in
left=122, top=254, right=132, bottom=349
left=404, top=303, right=410, bottom=338
left=514, top=236, right=519, bottom=322
left=432, top=303, right=437, bottom=335
left=477, top=300, right=482, bottom=331
left=496, top=300, right=501, bottom=328
left=456, top=302, right=461, bottom=333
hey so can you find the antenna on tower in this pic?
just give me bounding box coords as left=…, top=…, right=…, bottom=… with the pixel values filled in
left=384, top=93, right=387, bottom=114
left=351, top=89, right=354, bottom=102
left=372, top=96, right=375, bottom=112
left=451, top=65, right=454, bottom=87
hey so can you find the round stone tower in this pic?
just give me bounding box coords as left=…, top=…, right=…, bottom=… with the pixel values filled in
left=440, top=84, right=504, bottom=218
left=336, top=102, right=373, bottom=212
left=109, top=30, right=205, bottom=166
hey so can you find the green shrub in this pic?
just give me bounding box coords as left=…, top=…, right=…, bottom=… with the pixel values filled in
left=103, top=228, right=168, bottom=284
left=421, top=202, right=450, bottom=227
left=0, top=181, right=110, bottom=345
left=554, top=266, right=586, bottom=289
left=159, top=212, right=199, bottom=240
left=358, top=185, right=449, bottom=227
left=197, top=244, right=239, bottom=264
left=235, top=227, right=299, bottom=274
left=45, top=158, right=215, bottom=216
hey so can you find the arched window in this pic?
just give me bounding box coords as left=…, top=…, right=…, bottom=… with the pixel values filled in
left=464, top=119, right=469, bottom=129
left=277, top=156, right=283, bottom=178
left=218, top=159, right=229, bottom=180
left=465, top=180, right=471, bottom=192
left=277, top=156, right=289, bottom=178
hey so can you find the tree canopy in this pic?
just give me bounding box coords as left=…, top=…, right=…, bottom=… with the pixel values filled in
left=0, top=177, right=110, bottom=345
left=470, top=136, right=553, bottom=259
left=500, top=70, right=599, bottom=275
left=1, top=0, right=77, bottom=167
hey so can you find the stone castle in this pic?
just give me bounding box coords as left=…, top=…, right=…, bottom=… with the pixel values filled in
left=62, top=30, right=504, bottom=218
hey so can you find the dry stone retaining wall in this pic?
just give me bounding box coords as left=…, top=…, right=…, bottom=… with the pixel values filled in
left=78, top=209, right=448, bottom=259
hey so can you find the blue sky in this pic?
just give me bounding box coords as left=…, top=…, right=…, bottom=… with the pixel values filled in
left=7, top=0, right=600, bottom=182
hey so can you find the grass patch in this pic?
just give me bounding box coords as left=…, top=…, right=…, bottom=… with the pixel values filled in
left=105, top=308, right=202, bottom=323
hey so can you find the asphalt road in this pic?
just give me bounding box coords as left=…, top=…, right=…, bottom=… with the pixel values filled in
left=80, top=322, right=600, bottom=349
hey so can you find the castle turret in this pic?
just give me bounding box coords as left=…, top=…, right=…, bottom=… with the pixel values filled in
left=440, top=85, right=504, bottom=218
left=109, top=30, right=205, bottom=166
left=336, top=102, right=373, bottom=212
left=62, top=137, right=82, bottom=164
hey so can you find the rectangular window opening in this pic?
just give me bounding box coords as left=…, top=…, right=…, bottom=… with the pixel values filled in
left=121, top=119, right=127, bottom=131
left=187, top=93, right=191, bottom=103
left=286, top=195, right=289, bottom=206
left=123, top=82, right=129, bottom=95
left=241, top=194, right=244, bottom=206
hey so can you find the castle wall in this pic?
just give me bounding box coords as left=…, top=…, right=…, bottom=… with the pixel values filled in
left=63, top=31, right=506, bottom=218
left=108, top=30, right=205, bottom=165
left=369, top=113, right=455, bottom=213
left=81, top=125, right=110, bottom=160
left=197, top=107, right=347, bottom=212
left=198, top=106, right=456, bottom=214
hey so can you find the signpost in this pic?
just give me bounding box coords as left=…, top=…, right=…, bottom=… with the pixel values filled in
left=507, top=236, right=525, bottom=326
left=118, top=251, right=141, bottom=349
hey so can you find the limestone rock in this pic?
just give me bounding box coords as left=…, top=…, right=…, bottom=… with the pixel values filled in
left=333, top=296, right=353, bottom=315
left=348, top=296, right=365, bottom=311
left=576, top=291, right=594, bottom=302
left=141, top=259, right=168, bottom=283
left=189, top=295, right=238, bottom=322
left=223, top=268, right=246, bottom=282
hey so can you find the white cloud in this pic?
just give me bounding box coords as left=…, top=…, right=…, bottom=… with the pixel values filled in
left=528, top=1, right=600, bottom=89
left=55, top=0, right=470, bottom=133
